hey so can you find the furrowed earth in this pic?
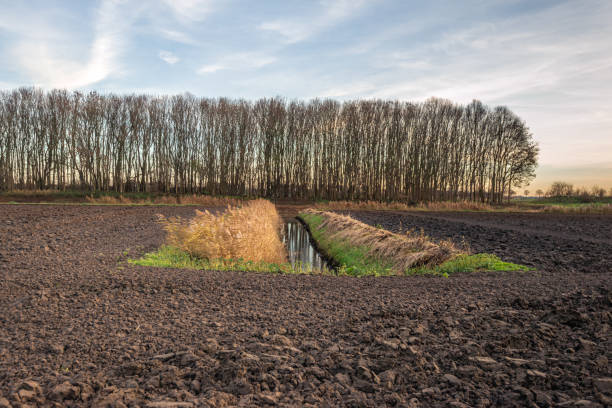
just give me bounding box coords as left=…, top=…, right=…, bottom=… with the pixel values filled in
left=0, top=205, right=610, bottom=407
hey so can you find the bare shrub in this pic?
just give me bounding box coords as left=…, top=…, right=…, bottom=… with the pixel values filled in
left=160, top=199, right=286, bottom=263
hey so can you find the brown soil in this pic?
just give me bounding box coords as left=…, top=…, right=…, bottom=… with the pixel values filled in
left=0, top=205, right=610, bottom=407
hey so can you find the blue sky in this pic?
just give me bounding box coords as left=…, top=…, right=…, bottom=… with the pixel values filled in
left=1, top=0, right=611, bottom=190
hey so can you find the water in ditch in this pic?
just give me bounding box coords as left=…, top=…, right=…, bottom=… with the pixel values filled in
left=284, top=219, right=332, bottom=272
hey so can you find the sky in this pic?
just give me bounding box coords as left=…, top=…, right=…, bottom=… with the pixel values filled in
left=0, top=0, right=610, bottom=192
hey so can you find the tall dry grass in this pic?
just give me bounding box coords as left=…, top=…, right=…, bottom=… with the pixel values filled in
left=304, top=209, right=462, bottom=271
left=159, top=199, right=286, bottom=264
left=86, top=194, right=243, bottom=206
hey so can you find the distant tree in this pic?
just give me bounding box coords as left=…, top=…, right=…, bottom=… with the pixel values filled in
left=591, top=185, right=606, bottom=199
left=576, top=187, right=591, bottom=201
left=548, top=181, right=573, bottom=197
left=524, top=189, right=529, bottom=197
left=535, top=189, right=543, bottom=197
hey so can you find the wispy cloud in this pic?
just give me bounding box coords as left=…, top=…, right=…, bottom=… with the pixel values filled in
left=316, top=1, right=612, bottom=107
left=258, top=0, right=370, bottom=43
left=162, top=0, right=213, bottom=22
left=5, top=0, right=132, bottom=89
left=159, top=50, right=179, bottom=64
left=198, top=53, right=276, bottom=74
left=158, top=28, right=198, bottom=45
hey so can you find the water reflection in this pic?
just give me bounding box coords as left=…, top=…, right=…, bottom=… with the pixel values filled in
left=284, top=220, right=330, bottom=272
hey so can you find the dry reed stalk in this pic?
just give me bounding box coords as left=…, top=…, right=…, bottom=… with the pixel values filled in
left=160, top=199, right=286, bottom=263
left=86, top=195, right=122, bottom=204
left=152, top=194, right=243, bottom=206
left=305, top=209, right=462, bottom=271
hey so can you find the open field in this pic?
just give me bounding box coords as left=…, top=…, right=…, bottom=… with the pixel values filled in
left=0, top=204, right=611, bottom=407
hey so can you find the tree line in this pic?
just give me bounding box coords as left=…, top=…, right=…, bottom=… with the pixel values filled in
left=543, top=182, right=611, bottom=200
left=0, top=88, right=538, bottom=203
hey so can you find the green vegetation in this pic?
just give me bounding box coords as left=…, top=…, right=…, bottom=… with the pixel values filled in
left=407, top=253, right=532, bottom=277
left=299, top=212, right=532, bottom=277
left=129, top=245, right=331, bottom=275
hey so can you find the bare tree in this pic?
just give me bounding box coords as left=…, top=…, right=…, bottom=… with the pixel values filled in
left=548, top=181, right=573, bottom=197
left=0, top=88, right=540, bottom=203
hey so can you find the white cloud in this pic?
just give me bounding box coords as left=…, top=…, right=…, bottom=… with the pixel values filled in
left=331, top=2, right=612, bottom=106
left=162, top=0, right=213, bottom=22
left=158, top=29, right=198, bottom=45
left=159, top=50, right=179, bottom=64
left=198, top=53, right=276, bottom=74
left=6, top=0, right=132, bottom=89
left=198, top=64, right=225, bottom=74
left=258, top=0, right=370, bottom=43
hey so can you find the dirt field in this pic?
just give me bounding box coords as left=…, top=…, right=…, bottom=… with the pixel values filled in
left=0, top=205, right=610, bottom=407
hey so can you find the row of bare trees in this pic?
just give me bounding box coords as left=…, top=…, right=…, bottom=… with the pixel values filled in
left=0, top=88, right=538, bottom=203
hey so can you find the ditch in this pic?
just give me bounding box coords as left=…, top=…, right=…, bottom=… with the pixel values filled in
left=284, top=219, right=332, bottom=272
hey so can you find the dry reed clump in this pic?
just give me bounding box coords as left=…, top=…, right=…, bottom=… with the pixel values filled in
left=159, top=199, right=287, bottom=264
left=305, top=209, right=463, bottom=271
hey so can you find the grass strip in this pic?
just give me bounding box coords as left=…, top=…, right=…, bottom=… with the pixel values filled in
left=299, top=212, right=532, bottom=277
left=129, top=245, right=328, bottom=274
left=407, top=253, right=532, bottom=276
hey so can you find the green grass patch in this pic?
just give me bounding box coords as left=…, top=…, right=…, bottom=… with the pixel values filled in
left=407, top=253, right=532, bottom=276
left=128, top=245, right=330, bottom=274
left=299, top=212, right=533, bottom=277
